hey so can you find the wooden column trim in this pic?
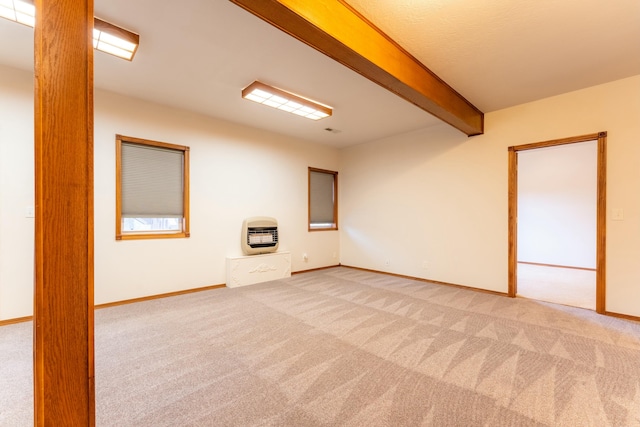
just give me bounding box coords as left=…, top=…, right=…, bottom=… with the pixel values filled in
left=33, top=0, right=95, bottom=425
left=230, top=0, right=484, bottom=136
left=507, top=147, right=517, bottom=297
left=595, top=132, right=607, bottom=314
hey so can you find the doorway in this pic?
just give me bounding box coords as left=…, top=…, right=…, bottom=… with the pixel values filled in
left=508, top=132, right=607, bottom=313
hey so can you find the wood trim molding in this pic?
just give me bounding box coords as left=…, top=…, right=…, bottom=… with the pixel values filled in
left=508, top=147, right=517, bottom=297
left=117, top=232, right=189, bottom=241
left=33, top=0, right=95, bottom=424
left=517, top=261, right=596, bottom=272
left=115, top=135, right=190, bottom=240
left=3, top=263, right=639, bottom=329
left=308, top=167, right=339, bottom=232
left=339, top=265, right=640, bottom=323
left=115, top=136, right=123, bottom=238
left=0, top=316, right=33, bottom=327
left=507, top=132, right=607, bottom=313
left=509, top=133, right=602, bottom=152
left=1, top=284, right=227, bottom=327
left=229, top=0, right=483, bottom=136
left=595, top=132, right=607, bottom=313
left=94, top=284, right=226, bottom=309
left=183, top=147, right=191, bottom=237
left=340, top=265, right=508, bottom=297
left=604, top=311, right=640, bottom=323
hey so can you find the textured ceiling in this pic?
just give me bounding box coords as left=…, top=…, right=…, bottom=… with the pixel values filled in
left=347, top=0, right=640, bottom=113
left=0, top=0, right=638, bottom=147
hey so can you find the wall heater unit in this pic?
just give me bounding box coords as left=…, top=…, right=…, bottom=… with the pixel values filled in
left=241, top=217, right=279, bottom=255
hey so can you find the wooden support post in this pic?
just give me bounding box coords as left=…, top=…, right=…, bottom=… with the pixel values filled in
left=33, top=0, right=95, bottom=425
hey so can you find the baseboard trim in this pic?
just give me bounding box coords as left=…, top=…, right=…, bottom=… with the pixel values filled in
left=292, top=264, right=341, bottom=275
left=518, top=261, right=596, bottom=272
left=3, top=270, right=638, bottom=326
left=95, top=283, right=226, bottom=310
left=1, top=283, right=228, bottom=325
left=340, top=265, right=508, bottom=297
left=339, top=265, right=640, bottom=322
left=0, top=315, right=32, bottom=326
left=604, top=311, right=640, bottom=323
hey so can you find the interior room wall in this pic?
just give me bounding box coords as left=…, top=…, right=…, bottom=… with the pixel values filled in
left=2, top=64, right=639, bottom=320
left=0, top=64, right=340, bottom=321
left=517, top=141, right=597, bottom=269
left=340, top=75, right=640, bottom=317
left=0, top=66, right=34, bottom=321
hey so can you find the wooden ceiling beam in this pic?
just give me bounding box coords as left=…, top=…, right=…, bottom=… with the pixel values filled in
left=230, top=0, right=484, bottom=136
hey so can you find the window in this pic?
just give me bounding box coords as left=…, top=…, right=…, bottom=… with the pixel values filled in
left=308, top=167, right=338, bottom=231
left=116, top=135, right=190, bottom=240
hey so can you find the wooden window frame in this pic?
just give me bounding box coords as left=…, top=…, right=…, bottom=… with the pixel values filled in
left=116, top=135, right=190, bottom=240
left=308, top=167, right=338, bottom=231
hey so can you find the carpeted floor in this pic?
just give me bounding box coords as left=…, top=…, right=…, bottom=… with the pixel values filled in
left=1, top=267, right=639, bottom=426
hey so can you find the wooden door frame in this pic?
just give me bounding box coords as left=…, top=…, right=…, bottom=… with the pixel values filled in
left=508, top=132, right=607, bottom=314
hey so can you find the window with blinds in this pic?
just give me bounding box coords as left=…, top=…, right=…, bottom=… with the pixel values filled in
left=116, top=135, right=190, bottom=240
left=308, top=167, right=338, bottom=231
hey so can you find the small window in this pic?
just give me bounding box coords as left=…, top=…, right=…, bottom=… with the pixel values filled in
left=116, top=135, right=190, bottom=240
left=308, top=167, right=338, bottom=231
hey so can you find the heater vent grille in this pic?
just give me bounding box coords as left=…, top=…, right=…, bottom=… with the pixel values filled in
left=247, top=227, right=278, bottom=248
left=241, top=217, right=279, bottom=255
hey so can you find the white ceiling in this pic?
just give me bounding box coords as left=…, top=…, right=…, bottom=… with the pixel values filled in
left=0, top=0, right=638, bottom=148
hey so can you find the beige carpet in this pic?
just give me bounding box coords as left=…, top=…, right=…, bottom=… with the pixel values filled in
left=1, top=267, right=639, bottom=426
left=517, top=263, right=596, bottom=310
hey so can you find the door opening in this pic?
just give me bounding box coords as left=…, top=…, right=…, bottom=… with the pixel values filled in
left=508, top=132, right=607, bottom=313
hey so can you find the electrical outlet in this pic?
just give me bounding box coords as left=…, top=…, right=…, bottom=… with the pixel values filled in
left=385, top=259, right=390, bottom=266
left=421, top=261, right=428, bottom=270
left=302, top=253, right=308, bottom=262
left=26, top=206, right=35, bottom=218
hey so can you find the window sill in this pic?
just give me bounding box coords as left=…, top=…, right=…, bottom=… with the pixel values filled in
left=116, top=232, right=190, bottom=240
left=308, top=226, right=338, bottom=232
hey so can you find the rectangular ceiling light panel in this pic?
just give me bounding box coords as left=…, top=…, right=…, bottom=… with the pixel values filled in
left=0, top=0, right=35, bottom=27
left=0, top=0, right=139, bottom=61
left=93, top=18, right=139, bottom=60
left=242, top=81, right=332, bottom=121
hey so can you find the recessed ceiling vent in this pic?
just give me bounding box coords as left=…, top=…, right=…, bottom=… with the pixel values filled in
left=324, top=128, right=341, bottom=134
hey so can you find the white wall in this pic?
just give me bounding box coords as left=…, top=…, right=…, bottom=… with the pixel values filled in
left=0, top=64, right=340, bottom=320
left=517, top=142, right=597, bottom=268
left=340, top=75, right=640, bottom=317
left=0, top=66, right=34, bottom=321
left=3, top=65, right=639, bottom=320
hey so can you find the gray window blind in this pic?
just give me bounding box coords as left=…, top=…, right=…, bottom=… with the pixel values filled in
left=121, top=142, right=184, bottom=218
left=310, top=170, right=335, bottom=224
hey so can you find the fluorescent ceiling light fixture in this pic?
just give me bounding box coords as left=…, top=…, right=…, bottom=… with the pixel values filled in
left=0, top=0, right=139, bottom=61
left=0, top=0, right=34, bottom=27
left=93, top=18, right=139, bottom=61
left=242, top=81, right=332, bottom=120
